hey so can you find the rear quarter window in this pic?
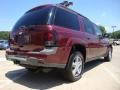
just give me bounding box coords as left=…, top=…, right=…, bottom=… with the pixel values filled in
left=83, top=18, right=95, bottom=35
left=54, top=8, right=80, bottom=31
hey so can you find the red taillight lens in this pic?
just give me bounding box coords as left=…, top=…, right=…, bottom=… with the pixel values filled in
left=9, top=38, right=15, bottom=45
left=45, top=30, right=56, bottom=47
left=47, top=32, right=53, bottom=41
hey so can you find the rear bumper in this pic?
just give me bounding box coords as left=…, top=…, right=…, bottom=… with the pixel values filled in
left=6, top=47, right=66, bottom=68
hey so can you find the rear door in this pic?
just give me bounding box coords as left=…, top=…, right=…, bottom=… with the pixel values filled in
left=94, top=25, right=108, bottom=56
left=83, top=18, right=100, bottom=60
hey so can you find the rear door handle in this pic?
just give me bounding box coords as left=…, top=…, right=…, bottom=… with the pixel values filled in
left=87, top=37, right=90, bottom=40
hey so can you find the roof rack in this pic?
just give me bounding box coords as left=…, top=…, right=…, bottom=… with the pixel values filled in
left=58, top=1, right=73, bottom=7
left=57, top=1, right=88, bottom=19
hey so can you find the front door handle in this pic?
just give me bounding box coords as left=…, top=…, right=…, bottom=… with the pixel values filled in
left=87, top=37, right=90, bottom=40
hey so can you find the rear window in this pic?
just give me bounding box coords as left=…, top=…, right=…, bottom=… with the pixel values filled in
left=13, top=7, right=53, bottom=30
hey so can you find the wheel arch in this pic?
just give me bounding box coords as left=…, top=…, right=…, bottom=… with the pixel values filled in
left=65, top=44, right=86, bottom=70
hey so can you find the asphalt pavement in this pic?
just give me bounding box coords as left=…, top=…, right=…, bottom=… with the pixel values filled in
left=0, top=46, right=120, bottom=90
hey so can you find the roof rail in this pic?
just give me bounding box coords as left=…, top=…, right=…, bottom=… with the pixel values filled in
left=57, top=1, right=88, bottom=19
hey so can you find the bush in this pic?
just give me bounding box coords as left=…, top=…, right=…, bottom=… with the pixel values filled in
left=0, top=31, right=9, bottom=40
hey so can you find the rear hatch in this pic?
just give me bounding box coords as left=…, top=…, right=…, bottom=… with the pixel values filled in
left=9, top=6, right=54, bottom=51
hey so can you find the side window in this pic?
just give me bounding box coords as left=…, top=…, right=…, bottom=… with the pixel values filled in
left=83, top=19, right=94, bottom=34
left=54, top=8, right=80, bottom=30
left=94, top=25, right=102, bottom=36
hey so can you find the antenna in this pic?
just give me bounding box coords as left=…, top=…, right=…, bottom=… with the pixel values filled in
left=59, top=1, right=73, bottom=7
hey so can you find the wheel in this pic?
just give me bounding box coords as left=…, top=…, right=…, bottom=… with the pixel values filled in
left=64, top=51, right=84, bottom=82
left=104, top=48, right=112, bottom=61
left=113, top=42, right=116, bottom=46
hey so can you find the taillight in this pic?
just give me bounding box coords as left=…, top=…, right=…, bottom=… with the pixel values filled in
left=45, top=30, right=56, bottom=47
left=9, top=36, right=15, bottom=45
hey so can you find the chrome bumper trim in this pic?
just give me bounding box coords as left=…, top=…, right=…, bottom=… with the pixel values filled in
left=7, top=55, right=27, bottom=61
left=6, top=47, right=58, bottom=55
left=28, top=47, right=58, bottom=55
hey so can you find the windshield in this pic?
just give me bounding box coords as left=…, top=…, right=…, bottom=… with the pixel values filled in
left=12, top=7, right=53, bottom=31
left=0, top=41, right=4, bottom=43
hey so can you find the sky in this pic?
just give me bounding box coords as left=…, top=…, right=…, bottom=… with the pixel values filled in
left=0, top=0, right=120, bottom=32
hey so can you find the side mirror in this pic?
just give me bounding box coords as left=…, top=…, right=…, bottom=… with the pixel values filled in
left=98, top=35, right=103, bottom=39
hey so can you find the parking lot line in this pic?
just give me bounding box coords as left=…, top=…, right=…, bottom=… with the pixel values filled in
left=102, top=65, right=120, bottom=85
left=0, top=80, right=11, bottom=82
left=0, top=58, right=11, bottom=68
left=0, top=58, right=6, bottom=61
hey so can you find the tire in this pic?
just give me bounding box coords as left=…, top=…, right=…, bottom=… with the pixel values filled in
left=64, top=51, right=84, bottom=82
left=113, top=42, right=116, bottom=46
left=26, top=68, right=37, bottom=72
left=104, top=48, right=112, bottom=62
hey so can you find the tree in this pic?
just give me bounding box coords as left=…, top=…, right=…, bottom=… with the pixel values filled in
left=109, top=30, right=120, bottom=39
left=98, top=25, right=107, bottom=34
left=0, top=31, right=9, bottom=40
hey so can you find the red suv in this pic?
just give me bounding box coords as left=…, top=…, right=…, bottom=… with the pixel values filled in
left=6, top=4, right=112, bottom=81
